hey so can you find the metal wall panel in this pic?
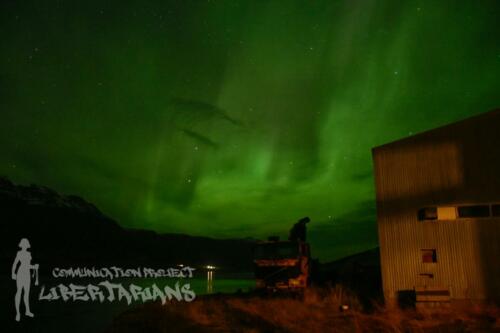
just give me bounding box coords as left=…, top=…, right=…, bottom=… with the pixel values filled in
left=372, top=109, right=500, bottom=303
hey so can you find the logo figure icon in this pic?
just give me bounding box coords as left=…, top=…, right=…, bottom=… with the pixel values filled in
left=11, top=238, right=39, bottom=322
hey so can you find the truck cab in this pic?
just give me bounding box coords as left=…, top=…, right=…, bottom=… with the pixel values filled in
left=254, top=238, right=311, bottom=290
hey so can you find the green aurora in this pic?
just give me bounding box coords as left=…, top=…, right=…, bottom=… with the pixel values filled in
left=1, top=0, right=499, bottom=260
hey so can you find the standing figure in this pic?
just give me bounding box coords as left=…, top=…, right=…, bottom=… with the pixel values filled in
left=288, top=217, right=310, bottom=242
left=11, top=238, right=38, bottom=322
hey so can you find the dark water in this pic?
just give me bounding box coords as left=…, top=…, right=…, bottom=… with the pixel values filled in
left=112, top=276, right=256, bottom=299
left=2, top=275, right=254, bottom=333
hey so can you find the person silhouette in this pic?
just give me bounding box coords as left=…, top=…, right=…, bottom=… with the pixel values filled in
left=11, top=238, right=38, bottom=322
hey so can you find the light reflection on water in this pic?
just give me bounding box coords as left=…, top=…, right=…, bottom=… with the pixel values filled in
left=207, top=270, right=213, bottom=294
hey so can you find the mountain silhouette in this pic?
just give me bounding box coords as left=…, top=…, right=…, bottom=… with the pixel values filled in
left=0, top=177, right=255, bottom=274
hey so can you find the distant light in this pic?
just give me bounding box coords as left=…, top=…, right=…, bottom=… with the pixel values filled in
left=178, top=264, right=184, bottom=268
left=206, top=265, right=215, bottom=270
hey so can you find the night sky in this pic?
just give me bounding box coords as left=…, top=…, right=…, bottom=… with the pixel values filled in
left=1, top=1, right=499, bottom=260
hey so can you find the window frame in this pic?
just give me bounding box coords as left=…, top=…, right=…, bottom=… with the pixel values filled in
left=417, top=203, right=500, bottom=221
left=421, top=249, right=437, bottom=263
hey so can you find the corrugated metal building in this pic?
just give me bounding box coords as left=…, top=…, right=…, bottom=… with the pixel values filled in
left=372, top=109, right=500, bottom=306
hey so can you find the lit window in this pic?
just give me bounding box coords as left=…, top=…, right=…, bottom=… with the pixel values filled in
left=437, top=207, right=457, bottom=220
left=421, top=249, right=437, bottom=263
left=457, top=205, right=490, bottom=218
left=418, top=207, right=437, bottom=221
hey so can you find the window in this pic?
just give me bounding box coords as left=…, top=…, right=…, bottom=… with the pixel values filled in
left=492, top=204, right=500, bottom=217
left=457, top=205, right=490, bottom=218
left=418, top=207, right=437, bottom=221
left=421, top=249, right=437, bottom=263
left=418, top=204, right=498, bottom=221
left=437, top=206, right=457, bottom=220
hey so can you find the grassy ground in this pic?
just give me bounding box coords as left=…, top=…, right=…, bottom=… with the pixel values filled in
left=106, top=286, right=500, bottom=333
